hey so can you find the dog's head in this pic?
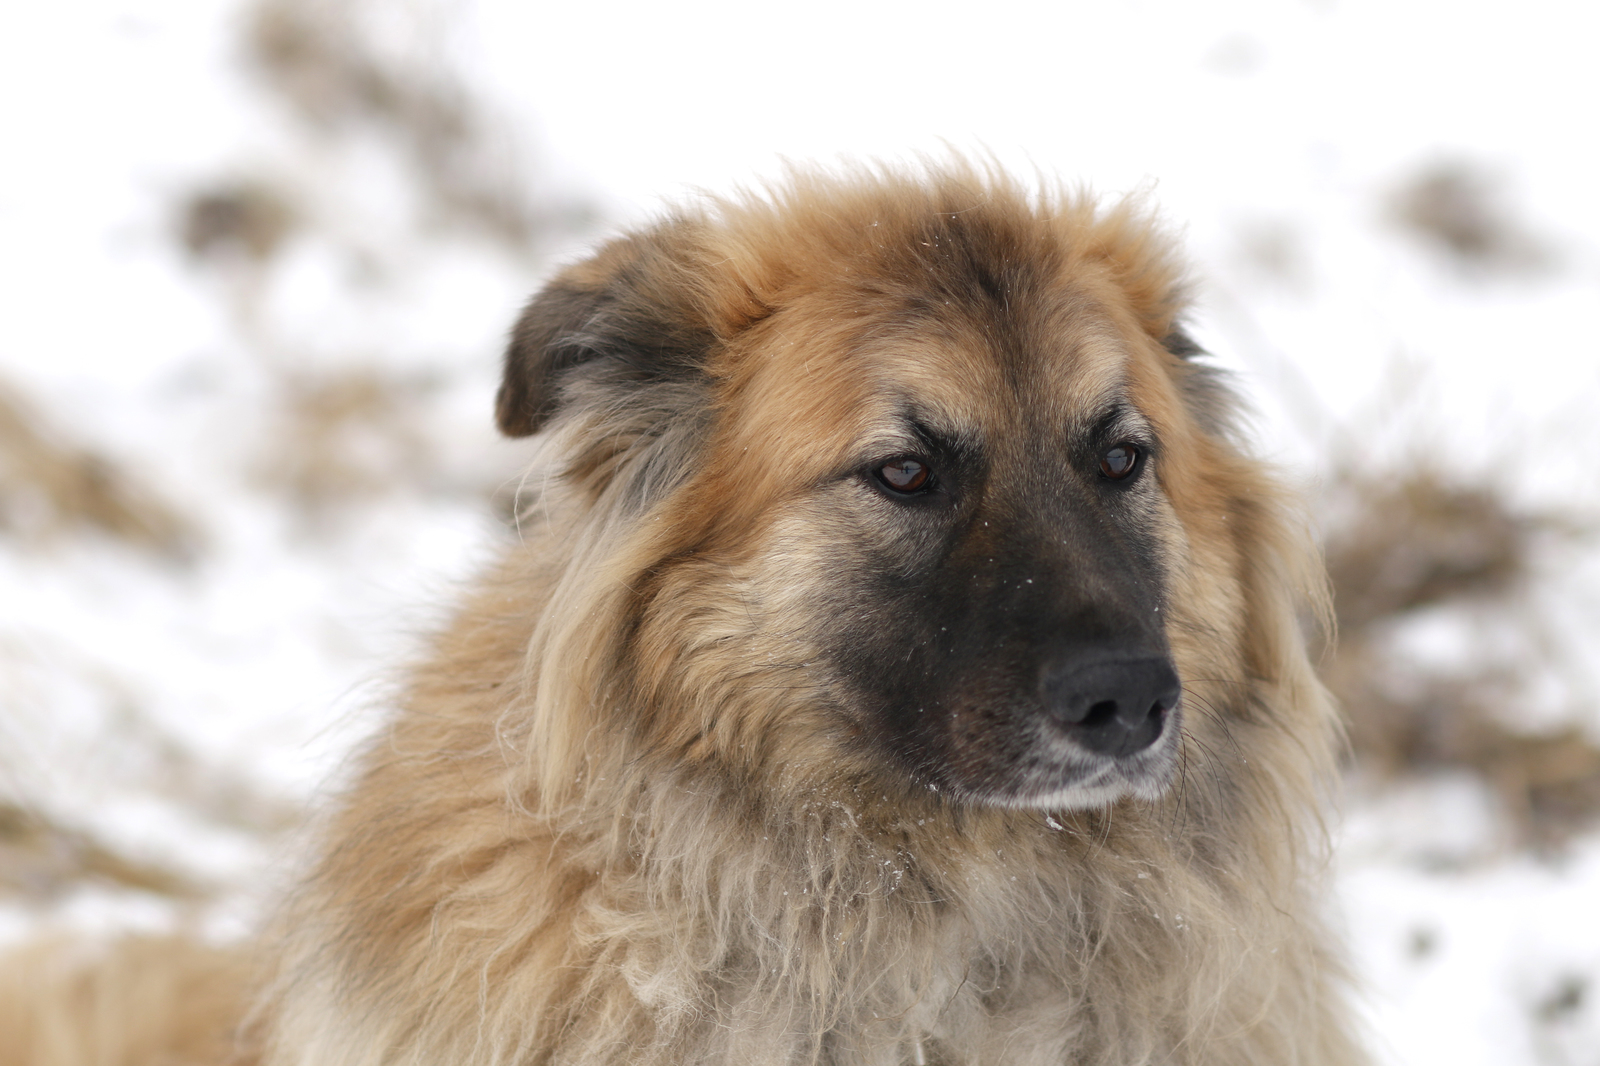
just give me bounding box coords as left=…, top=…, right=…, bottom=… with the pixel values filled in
left=499, top=166, right=1257, bottom=811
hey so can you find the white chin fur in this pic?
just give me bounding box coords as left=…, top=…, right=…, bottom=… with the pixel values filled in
left=974, top=712, right=1183, bottom=811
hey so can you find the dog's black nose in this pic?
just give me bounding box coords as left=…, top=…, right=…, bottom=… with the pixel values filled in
left=1040, top=652, right=1181, bottom=757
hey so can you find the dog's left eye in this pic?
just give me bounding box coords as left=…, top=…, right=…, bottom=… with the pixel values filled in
left=1099, top=443, right=1142, bottom=480
left=875, top=457, right=934, bottom=494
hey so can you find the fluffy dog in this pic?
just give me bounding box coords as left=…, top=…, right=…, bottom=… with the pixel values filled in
left=261, top=163, right=1365, bottom=1066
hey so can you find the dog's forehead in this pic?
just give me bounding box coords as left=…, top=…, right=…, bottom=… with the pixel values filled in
left=861, top=316, right=1132, bottom=437
left=713, top=221, right=1165, bottom=480
left=784, top=275, right=1142, bottom=468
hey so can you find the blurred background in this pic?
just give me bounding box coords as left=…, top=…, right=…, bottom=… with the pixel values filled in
left=2, top=1, right=1599, bottom=1063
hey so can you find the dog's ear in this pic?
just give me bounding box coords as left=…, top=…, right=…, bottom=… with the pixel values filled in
left=1160, top=326, right=1237, bottom=436
left=1161, top=327, right=1204, bottom=361
left=496, top=235, right=715, bottom=438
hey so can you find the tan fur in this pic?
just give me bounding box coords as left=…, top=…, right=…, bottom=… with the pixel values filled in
left=260, top=163, right=1364, bottom=1065
left=6, top=163, right=1367, bottom=1066
left=0, top=935, right=257, bottom=1066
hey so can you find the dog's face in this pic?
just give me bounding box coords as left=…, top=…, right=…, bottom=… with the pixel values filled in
left=500, top=177, right=1226, bottom=811
left=785, top=331, right=1183, bottom=809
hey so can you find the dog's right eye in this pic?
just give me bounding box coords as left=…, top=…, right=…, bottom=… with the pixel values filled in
left=875, top=457, right=934, bottom=495
left=1098, top=443, right=1142, bottom=481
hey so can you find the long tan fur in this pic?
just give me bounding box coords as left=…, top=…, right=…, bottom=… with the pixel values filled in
left=0, top=935, right=255, bottom=1066
left=9, top=162, right=1368, bottom=1066
left=263, top=163, right=1364, bottom=1065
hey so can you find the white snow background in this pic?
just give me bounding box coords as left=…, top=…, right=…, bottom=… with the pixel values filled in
left=3, top=2, right=1600, bottom=1064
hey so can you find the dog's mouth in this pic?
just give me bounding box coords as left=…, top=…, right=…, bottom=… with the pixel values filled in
left=924, top=649, right=1184, bottom=810
left=1010, top=698, right=1183, bottom=809
left=915, top=684, right=1184, bottom=812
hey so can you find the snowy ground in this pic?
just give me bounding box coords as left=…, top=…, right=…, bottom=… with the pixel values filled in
left=3, top=3, right=1600, bottom=1063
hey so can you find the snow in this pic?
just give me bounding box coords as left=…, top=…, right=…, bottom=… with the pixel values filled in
left=1342, top=823, right=1600, bottom=1065
left=3, top=2, right=1599, bottom=1061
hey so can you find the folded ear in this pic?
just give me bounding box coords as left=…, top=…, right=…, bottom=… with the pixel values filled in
left=495, top=233, right=716, bottom=438
left=1159, top=325, right=1238, bottom=436
left=1161, top=327, right=1204, bottom=361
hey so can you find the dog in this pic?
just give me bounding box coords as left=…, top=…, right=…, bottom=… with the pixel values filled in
left=257, top=162, right=1366, bottom=1066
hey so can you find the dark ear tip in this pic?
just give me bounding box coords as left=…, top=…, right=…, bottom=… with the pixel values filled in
left=1162, top=327, right=1206, bottom=361
left=495, top=378, right=544, bottom=438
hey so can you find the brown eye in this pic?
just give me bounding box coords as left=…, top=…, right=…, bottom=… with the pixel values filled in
left=878, top=457, right=932, bottom=493
left=1099, top=443, right=1141, bottom=480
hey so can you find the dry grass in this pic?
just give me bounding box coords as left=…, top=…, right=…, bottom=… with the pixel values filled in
left=170, top=0, right=587, bottom=528
left=249, top=365, right=439, bottom=524
left=0, top=803, right=199, bottom=903
left=1323, top=463, right=1600, bottom=849
left=0, top=637, right=300, bottom=909
left=244, top=0, right=584, bottom=251
left=0, top=387, right=195, bottom=559
left=180, top=181, right=297, bottom=265
left=1388, top=160, right=1553, bottom=276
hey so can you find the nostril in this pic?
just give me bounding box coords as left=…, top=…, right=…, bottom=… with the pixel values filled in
left=1083, top=700, right=1119, bottom=728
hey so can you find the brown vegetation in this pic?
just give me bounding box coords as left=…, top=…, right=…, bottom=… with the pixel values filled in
left=181, top=181, right=297, bottom=266
left=0, top=804, right=196, bottom=903
left=244, top=0, right=585, bottom=252
left=1388, top=160, right=1553, bottom=275
left=250, top=366, right=436, bottom=522
left=0, top=388, right=194, bottom=559
left=1322, top=463, right=1600, bottom=849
